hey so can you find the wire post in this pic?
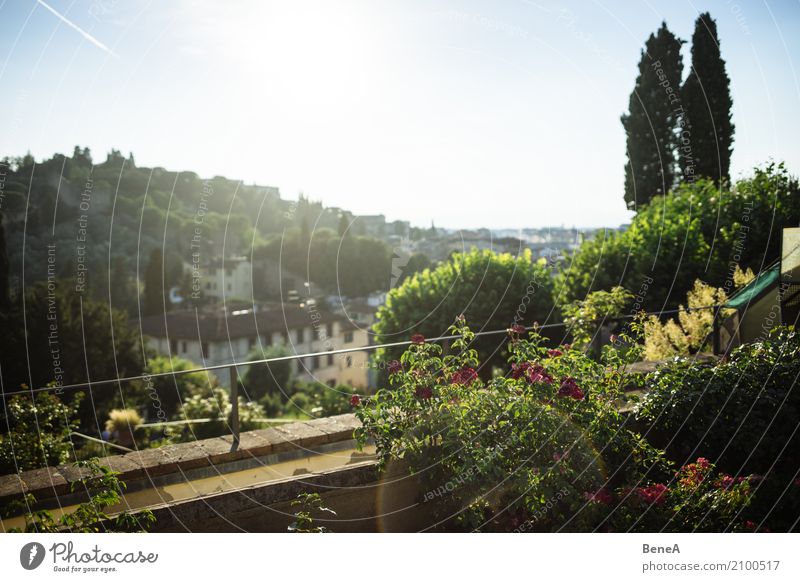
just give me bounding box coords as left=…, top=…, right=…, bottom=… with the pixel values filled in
left=229, top=364, right=240, bottom=449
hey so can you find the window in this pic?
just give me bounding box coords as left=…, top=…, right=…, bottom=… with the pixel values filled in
left=249, top=337, right=257, bottom=349
left=346, top=355, right=353, bottom=368
left=295, top=328, right=304, bottom=343
left=325, top=323, right=333, bottom=338
left=327, top=353, right=334, bottom=366
left=312, top=357, right=320, bottom=371
left=344, top=331, right=354, bottom=344
left=326, top=379, right=336, bottom=388
left=201, top=342, right=209, bottom=359
left=181, top=341, right=187, bottom=353
left=170, top=339, right=177, bottom=353
left=227, top=283, right=232, bottom=291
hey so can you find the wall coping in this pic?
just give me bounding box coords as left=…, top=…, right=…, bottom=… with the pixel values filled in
left=0, top=413, right=361, bottom=509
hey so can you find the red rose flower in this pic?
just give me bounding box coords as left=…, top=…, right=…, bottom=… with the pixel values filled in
left=511, top=362, right=531, bottom=380
left=388, top=360, right=403, bottom=374
left=584, top=489, right=613, bottom=505
left=527, top=365, right=553, bottom=385
left=451, top=367, right=479, bottom=385
left=415, top=386, right=433, bottom=400
left=558, top=377, right=583, bottom=399
left=350, top=394, right=361, bottom=407
left=546, top=349, right=563, bottom=358
left=411, top=333, right=426, bottom=345
left=745, top=520, right=757, bottom=530
left=716, top=475, right=735, bottom=490
left=636, top=483, right=667, bottom=505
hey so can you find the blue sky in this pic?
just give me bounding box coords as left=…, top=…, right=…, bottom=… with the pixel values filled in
left=1, top=0, right=799, bottom=229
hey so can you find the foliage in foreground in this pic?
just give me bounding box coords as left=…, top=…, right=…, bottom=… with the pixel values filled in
left=287, top=492, right=336, bottom=533
left=356, top=318, right=762, bottom=531
left=0, top=391, right=82, bottom=475
left=5, top=458, right=155, bottom=533
left=637, top=327, right=800, bottom=530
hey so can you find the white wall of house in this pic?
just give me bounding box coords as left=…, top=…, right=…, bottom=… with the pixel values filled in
left=144, top=321, right=370, bottom=389
left=203, top=260, right=253, bottom=300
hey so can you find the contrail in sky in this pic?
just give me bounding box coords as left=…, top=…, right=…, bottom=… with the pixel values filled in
left=35, top=0, right=118, bottom=58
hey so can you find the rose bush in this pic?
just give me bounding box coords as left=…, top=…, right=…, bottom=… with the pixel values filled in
left=355, top=318, right=759, bottom=531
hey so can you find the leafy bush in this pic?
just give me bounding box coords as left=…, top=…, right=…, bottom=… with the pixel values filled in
left=288, top=492, right=336, bottom=533
left=176, top=387, right=266, bottom=440
left=642, top=279, right=730, bottom=360
left=357, top=318, right=719, bottom=532
left=105, top=409, right=142, bottom=446
left=636, top=327, right=800, bottom=530
left=562, top=286, right=633, bottom=350
left=283, top=381, right=368, bottom=418
left=0, top=391, right=82, bottom=475
left=559, top=165, right=800, bottom=310
left=374, top=249, right=558, bottom=379
left=606, top=457, right=756, bottom=532
left=243, top=345, right=293, bottom=401
left=5, top=458, right=155, bottom=533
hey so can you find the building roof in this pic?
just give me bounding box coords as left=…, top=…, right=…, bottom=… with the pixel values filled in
left=725, top=262, right=780, bottom=310
left=138, top=304, right=354, bottom=341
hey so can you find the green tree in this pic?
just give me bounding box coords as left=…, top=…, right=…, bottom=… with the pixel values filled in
left=0, top=212, right=10, bottom=314
left=622, top=22, right=684, bottom=210
left=0, top=392, right=82, bottom=475
left=142, top=248, right=168, bottom=316
left=124, top=356, right=214, bottom=418
left=0, top=281, right=144, bottom=432
left=243, top=345, right=293, bottom=401
left=374, top=248, right=558, bottom=376
left=680, top=12, right=734, bottom=184
left=559, top=165, right=800, bottom=311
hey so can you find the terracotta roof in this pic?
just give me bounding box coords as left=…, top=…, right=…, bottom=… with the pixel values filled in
left=138, top=305, right=353, bottom=341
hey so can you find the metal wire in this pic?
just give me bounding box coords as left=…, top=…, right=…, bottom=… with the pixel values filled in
left=1, top=303, right=721, bottom=398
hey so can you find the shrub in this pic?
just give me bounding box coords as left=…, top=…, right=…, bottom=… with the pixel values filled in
left=105, top=409, right=143, bottom=447
left=176, top=387, right=266, bottom=440
left=0, top=390, right=82, bottom=475
left=642, top=279, right=730, bottom=360
left=558, top=165, right=800, bottom=311
left=636, top=327, right=800, bottom=530
left=607, top=457, right=755, bottom=532
left=358, top=318, right=687, bottom=531
left=374, top=248, right=558, bottom=380
left=5, top=458, right=155, bottom=532
left=562, top=286, right=633, bottom=350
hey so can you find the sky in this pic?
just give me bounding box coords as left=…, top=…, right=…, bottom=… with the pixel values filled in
left=1, top=0, right=799, bottom=229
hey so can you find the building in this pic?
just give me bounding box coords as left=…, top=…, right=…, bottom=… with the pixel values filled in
left=721, top=227, right=800, bottom=349
left=138, top=303, right=370, bottom=389
left=202, top=257, right=254, bottom=301
left=202, top=257, right=319, bottom=302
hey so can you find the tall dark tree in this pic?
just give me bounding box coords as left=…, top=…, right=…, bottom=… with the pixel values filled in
left=622, top=22, right=684, bottom=210
left=0, top=213, right=10, bottom=314
left=143, top=248, right=169, bottom=316
left=680, top=12, right=734, bottom=185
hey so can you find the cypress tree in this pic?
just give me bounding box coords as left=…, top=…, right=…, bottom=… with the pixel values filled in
left=0, top=213, right=10, bottom=314
left=143, top=248, right=168, bottom=316
left=679, top=12, right=734, bottom=185
left=622, top=22, right=684, bottom=210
